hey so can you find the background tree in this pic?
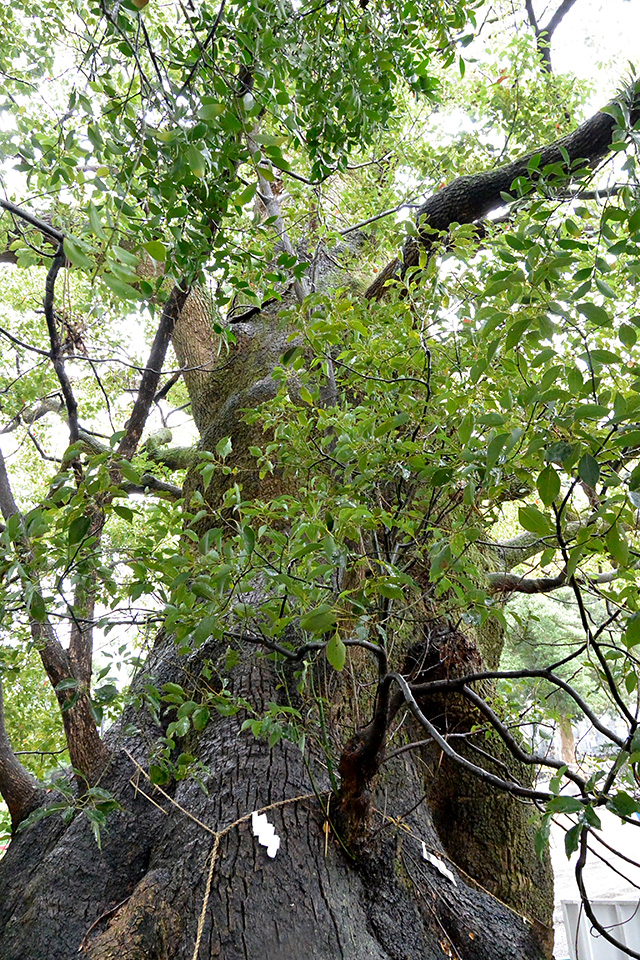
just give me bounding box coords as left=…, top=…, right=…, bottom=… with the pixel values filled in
left=0, top=1, right=640, bottom=958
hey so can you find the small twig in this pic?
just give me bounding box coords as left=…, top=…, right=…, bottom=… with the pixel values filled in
left=180, top=0, right=227, bottom=92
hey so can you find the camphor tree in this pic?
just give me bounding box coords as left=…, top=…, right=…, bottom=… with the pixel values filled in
left=1, top=0, right=640, bottom=957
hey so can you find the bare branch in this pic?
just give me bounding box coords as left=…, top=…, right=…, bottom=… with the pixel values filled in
left=116, top=282, right=190, bottom=461
left=460, top=684, right=586, bottom=790
left=389, top=673, right=553, bottom=801
left=405, top=666, right=626, bottom=749
left=525, top=0, right=579, bottom=73
left=179, top=0, right=227, bottom=93
left=576, top=830, right=640, bottom=959
left=44, top=244, right=79, bottom=443
left=0, top=197, right=64, bottom=244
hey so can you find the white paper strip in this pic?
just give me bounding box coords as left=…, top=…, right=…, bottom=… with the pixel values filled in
left=422, top=841, right=457, bottom=885
left=252, top=811, right=281, bottom=858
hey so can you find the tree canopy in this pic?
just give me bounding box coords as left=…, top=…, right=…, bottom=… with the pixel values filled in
left=1, top=1, right=640, bottom=957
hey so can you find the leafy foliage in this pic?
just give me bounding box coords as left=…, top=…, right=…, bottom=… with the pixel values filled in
left=1, top=7, right=640, bottom=950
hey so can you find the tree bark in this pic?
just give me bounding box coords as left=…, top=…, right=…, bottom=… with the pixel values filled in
left=0, top=640, right=550, bottom=960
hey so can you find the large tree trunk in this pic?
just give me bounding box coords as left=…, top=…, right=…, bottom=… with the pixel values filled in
left=0, top=293, right=553, bottom=959
left=0, top=636, right=550, bottom=960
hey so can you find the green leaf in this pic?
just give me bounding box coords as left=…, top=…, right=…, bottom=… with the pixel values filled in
left=68, top=515, right=91, bottom=545
left=535, top=816, right=551, bottom=860
left=577, top=302, right=611, bottom=326
left=578, top=453, right=600, bottom=487
left=589, top=349, right=621, bottom=364
left=215, top=436, right=232, bottom=458
left=173, top=716, right=190, bottom=737
left=458, top=412, right=473, bottom=446
left=143, top=240, right=166, bottom=262
left=192, top=706, right=210, bottom=731
left=88, top=203, right=107, bottom=240
left=326, top=632, right=346, bottom=671
left=607, top=791, right=640, bottom=818
left=118, top=461, right=141, bottom=484
left=620, top=323, right=637, bottom=347
left=624, top=613, right=640, bottom=648
left=30, top=590, right=46, bottom=623
left=300, top=604, right=337, bottom=634
left=549, top=795, right=583, bottom=814
left=186, top=144, right=206, bottom=178
left=564, top=822, right=583, bottom=858
left=234, top=182, right=257, bottom=207
left=487, top=433, right=508, bottom=467
left=102, top=273, right=144, bottom=301
left=545, top=442, right=574, bottom=464
left=518, top=505, right=552, bottom=535
left=149, top=764, right=170, bottom=785
left=177, top=700, right=198, bottom=718
left=64, top=238, right=93, bottom=271
left=536, top=466, right=560, bottom=506
left=198, top=103, right=225, bottom=121
left=573, top=403, right=609, bottom=421
left=606, top=524, right=629, bottom=566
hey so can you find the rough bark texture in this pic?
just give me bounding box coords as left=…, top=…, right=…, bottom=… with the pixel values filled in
left=0, top=640, right=550, bottom=960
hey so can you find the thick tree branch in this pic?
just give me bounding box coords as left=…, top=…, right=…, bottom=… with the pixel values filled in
left=0, top=448, right=108, bottom=782
left=487, top=569, right=567, bottom=594
left=0, top=677, right=45, bottom=830
left=44, top=244, right=80, bottom=443
left=484, top=520, right=582, bottom=570
left=78, top=427, right=194, bottom=473
left=365, top=89, right=639, bottom=299
left=1, top=394, right=64, bottom=435
left=120, top=475, right=183, bottom=499
left=0, top=197, right=64, bottom=245
left=487, top=565, right=626, bottom=594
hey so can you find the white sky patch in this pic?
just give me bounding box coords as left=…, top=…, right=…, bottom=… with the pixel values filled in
left=551, top=0, right=639, bottom=90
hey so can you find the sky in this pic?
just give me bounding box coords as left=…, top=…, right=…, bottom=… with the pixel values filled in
left=541, top=0, right=638, bottom=96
